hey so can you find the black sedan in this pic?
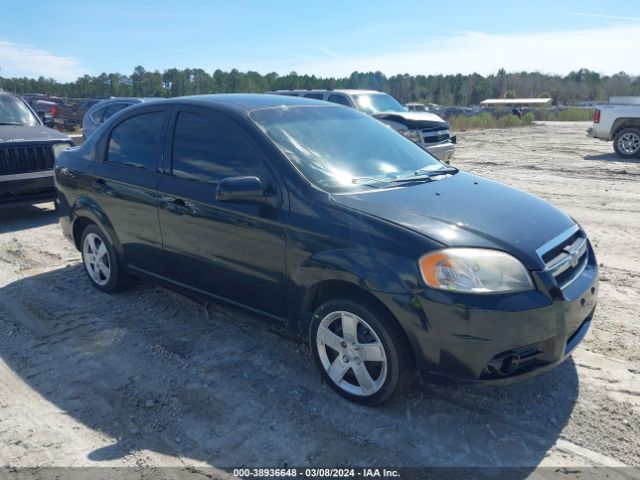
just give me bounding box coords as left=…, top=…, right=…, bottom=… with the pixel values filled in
left=55, top=94, right=598, bottom=405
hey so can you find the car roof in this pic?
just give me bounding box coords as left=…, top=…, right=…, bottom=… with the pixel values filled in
left=269, top=89, right=381, bottom=95
left=167, top=93, right=329, bottom=111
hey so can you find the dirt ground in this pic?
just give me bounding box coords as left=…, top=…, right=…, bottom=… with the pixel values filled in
left=0, top=121, right=638, bottom=477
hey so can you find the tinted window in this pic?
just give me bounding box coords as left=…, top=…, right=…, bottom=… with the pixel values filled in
left=103, top=103, right=129, bottom=122
left=171, top=111, right=261, bottom=184
left=327, top=94, right=351, bottom=107
left=91, top=107, right=106, bottom=123
left=303, top=93, right=324, bottom=100
left=107, top=111, right=165, bottom=170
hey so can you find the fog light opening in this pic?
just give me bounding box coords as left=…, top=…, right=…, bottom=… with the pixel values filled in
left=487, top=352, right=521, bottom=376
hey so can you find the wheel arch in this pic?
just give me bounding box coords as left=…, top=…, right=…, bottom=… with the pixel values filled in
left=611, top=118, right=640, bottom=138
left=70, top=196, right=122, bottom=255
left=297, top=278, right=418, bottom=371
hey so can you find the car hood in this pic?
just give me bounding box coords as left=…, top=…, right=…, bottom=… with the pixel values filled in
left=331, top=171, right=575, bottom=269
left=372, top=111, right=449, bottom=130
left=0, top=125, right=71, bottom=144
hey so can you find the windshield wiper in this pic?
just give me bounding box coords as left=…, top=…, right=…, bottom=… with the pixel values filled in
left=412, top=166, right=459, bottom=176
left=0, top=122, right=24, bottom=126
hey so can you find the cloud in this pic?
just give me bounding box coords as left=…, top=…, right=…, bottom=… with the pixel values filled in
left=286, top=24, right=640, bottom=77
left=571, top=12, right=640, bottom=21
left=0, top=41, right=87, bottom=82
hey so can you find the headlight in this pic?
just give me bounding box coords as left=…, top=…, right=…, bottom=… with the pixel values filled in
left=52, top=142, right=72, bottom=159
left=419, top=248, right=534, bottom=294
left=399, top=129, right=422, bottom=142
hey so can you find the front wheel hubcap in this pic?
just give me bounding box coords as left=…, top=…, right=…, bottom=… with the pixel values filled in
left=316, top=311, right=387, bottom=396
left=618, top=132, right=640, bottom=154
left=83, top=233, right=111, bottom=286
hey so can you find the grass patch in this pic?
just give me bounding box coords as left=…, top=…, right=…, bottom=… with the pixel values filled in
left=534, top=107, right=594, bottom=121
left=449, top=112, right=535, bottom=130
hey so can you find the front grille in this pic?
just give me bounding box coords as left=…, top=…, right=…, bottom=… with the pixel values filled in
left=538, top=226, right=588, bottom=289
left=421, top=129, right=450, bottom=144
left=0, top=144, right=55, bottom=176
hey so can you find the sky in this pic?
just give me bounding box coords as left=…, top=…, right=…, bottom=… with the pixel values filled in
left=1, top=0, right=639, bottom=82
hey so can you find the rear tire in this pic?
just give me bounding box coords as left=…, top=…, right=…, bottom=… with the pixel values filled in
left=309, top=299, right=416, bottom=406
left=613, top=127, right=640, bottom=159
left=80, top=224, right=129, bottom=293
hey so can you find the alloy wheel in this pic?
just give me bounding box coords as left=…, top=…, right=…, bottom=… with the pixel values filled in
left=83, top=232, right=111, bottom=286
left=618, top=132, right=640, bottom=155
left=315, top=310, right=388, bottom=396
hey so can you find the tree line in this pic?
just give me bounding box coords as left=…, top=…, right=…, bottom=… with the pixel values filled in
left=1, top=66, right=638, bottom=106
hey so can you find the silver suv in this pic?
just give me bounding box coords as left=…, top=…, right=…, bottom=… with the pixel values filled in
left=267, top=89, right=455, bottom=162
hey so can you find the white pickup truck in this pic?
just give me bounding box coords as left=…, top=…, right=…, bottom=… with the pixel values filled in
left=587, top=96, right=640, bottom=158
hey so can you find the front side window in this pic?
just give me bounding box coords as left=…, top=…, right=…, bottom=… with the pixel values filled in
left=250, top=105, right=444, bottom=193
left=303, top=93, right=324, bottom=100
left=0, top=95, right=39, bottom=126
left=353, top=93, right=406, bottom=114
left=107, top=111, right=165, bottom=170
left=171, top=111, right=261, bottom=184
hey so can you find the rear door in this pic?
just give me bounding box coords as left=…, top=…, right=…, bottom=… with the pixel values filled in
left=88, top=106, right=170, bottom=275
left=157, top=107, right=288, bottom=318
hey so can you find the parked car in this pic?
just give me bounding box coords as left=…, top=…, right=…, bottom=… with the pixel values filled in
left=82, top=97, right=158, bottom=140
left=0, top=92, right=73, bottom=205
left=22, top=94, right=102, bottom=131
left=268, top=89, right=456, bottom=163
left=405, top=102, right=428, bottom=112
left=22, top=94, right=63, bottom=128
left=55, top=94, right=597, bottom=405
left=588, top=96, right=640, bottom=158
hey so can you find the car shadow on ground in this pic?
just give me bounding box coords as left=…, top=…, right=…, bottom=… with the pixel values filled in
left=0, top=202, right=57, bottom=234
left=583, top=153, right=640, bottom=163
left=0, top=266, right=580, bottom=476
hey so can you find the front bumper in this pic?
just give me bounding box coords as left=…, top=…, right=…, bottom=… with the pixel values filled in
left=422, top=141, right=455, bottom=163
left=392, top=243, right=598, bottom=385
left=0, top=171, right=55, bottom=206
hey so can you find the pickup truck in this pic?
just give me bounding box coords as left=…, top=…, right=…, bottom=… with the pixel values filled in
left=587, top=96, right=640, bottom=158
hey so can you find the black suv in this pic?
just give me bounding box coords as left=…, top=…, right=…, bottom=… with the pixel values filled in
left=1, top=92, right=73, bottom=206
left=55, top=94, right=597, bottom=405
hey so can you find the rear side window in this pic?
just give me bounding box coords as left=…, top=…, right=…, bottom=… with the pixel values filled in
left=107, top=111, right=165, bottom=170
left=327, top=94, right=351, bottom=107
left=103, top=103, right=129, bottom=122
left=171, top=111, right=261, bottom=184
left=91, top=107, right=106, bottom=123
left=303, top=93, right=324, bottom=100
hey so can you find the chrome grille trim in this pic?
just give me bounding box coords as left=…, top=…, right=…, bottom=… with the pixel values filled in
left=537, top=224, right=589, bottom=290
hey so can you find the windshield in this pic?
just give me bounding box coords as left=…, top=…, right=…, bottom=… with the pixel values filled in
left=250, top=105, right=445, bottom=193
left=353, top=93, right=406, bottom=114
left=0, top=95, right=39, bottom=126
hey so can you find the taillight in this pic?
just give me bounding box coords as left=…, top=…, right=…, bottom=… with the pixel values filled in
left=50, top=105, right=58, bottom=117
left=593, top=109, right=600, bottom=123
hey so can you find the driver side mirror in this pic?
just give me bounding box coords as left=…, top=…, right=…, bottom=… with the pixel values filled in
left=216, top=176, right=265, bottom=203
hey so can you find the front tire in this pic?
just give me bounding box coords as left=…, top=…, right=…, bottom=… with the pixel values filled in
left=613, top=127, right=640, bottom=159
left=309, top=299, right=415, bottom=406
left=80, top=224, right=128, bottom=293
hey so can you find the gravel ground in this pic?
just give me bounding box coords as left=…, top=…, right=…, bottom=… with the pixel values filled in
left=0, top=121, right=638, bottom=477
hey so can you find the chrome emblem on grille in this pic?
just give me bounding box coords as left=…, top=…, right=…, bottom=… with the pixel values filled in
left=563, top=245, right=581, bottom=268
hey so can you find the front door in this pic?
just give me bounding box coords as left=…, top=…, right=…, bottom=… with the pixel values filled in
left=157, top=107, right=287, bottom=318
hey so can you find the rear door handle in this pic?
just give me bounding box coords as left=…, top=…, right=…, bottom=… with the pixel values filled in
left=166, top=197, right=192, bottom=215
left=92, top=178, right=110, bottom=194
